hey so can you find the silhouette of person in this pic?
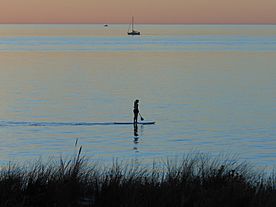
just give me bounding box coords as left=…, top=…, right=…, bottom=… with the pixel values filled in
left=133, top=99, right=139, bottom=124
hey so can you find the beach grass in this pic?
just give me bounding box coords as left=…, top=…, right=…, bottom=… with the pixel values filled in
left=0, top=148, right=275, bottom=207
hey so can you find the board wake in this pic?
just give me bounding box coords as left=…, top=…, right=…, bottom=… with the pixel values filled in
left=0, top=121, right=155, bottom=127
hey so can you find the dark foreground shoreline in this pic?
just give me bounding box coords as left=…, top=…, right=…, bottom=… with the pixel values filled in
left=0, top=148, right=275, bottom=207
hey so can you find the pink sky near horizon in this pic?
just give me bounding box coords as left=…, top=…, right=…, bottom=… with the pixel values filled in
left=0, top=0, right=276, bottom=24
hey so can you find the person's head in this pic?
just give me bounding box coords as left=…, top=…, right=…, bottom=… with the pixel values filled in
left=135, top=99, right=139, bottom=104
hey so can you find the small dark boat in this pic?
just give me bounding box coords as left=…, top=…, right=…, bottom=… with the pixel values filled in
left=104, top=24, right=108, bottom=27
left=128, top=17, right=140, bottom=35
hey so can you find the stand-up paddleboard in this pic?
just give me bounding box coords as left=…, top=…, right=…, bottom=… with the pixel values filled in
left=114, top=121, right=155, bottom=125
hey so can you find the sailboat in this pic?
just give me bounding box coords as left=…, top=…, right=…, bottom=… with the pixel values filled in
left=127, top=17, right=140, bottom=35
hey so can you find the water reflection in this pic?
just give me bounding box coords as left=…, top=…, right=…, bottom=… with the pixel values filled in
left=133, top=123, right=139, bottom=152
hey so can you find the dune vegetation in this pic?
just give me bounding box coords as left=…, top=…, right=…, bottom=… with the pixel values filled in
left=0, top=146, right=275, bottom=207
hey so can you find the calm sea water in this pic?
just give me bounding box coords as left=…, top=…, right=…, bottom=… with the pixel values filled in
left=0, top=24, right=275, bottom=168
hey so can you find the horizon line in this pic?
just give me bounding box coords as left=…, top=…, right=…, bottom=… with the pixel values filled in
left=0, top=22, right=276, bottom=25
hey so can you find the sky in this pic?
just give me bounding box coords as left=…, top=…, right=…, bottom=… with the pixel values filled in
left=0, top=0, right=276, bottom=24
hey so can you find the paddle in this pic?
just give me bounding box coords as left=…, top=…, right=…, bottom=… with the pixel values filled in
left=139, top=112, right=144, bottom=121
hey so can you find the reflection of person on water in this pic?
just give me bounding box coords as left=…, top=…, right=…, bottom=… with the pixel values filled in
left=134, top=123, right=138, bottom=137
left=133, top=99, right=139, bottom=124
left=133, top=120, right=139, bottom=151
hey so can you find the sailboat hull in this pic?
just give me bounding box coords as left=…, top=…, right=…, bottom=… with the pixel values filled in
left=128, top=31, right=140, bottom=35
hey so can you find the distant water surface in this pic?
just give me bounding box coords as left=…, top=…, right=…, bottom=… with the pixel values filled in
left=0, top=24, right=275, bottom=168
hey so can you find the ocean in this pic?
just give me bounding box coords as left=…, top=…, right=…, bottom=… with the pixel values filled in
left=0, top=24, right=275, bottom=168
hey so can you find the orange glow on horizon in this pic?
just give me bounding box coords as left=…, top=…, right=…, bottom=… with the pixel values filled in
left=0, top=0, right=276, bottom=24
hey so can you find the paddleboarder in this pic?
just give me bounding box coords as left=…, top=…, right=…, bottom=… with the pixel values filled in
left=133, top=99, right=140, bottom=124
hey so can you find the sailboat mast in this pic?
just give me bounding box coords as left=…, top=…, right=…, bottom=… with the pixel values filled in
left=132, top=16, right=134, bottom=31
